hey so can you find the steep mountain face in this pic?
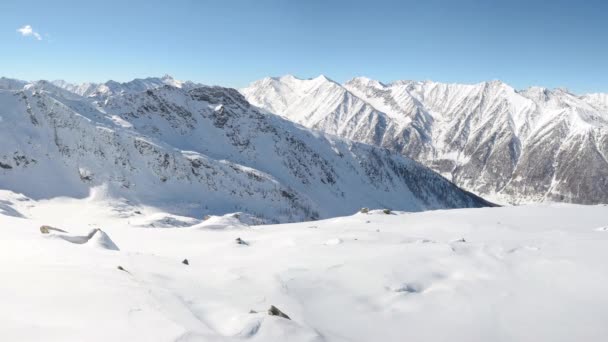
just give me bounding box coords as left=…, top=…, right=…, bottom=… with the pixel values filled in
left=242, top=76, right=608, bottom=204
left=0, top=78, right=489, bottom=222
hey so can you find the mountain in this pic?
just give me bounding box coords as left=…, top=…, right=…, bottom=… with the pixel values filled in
left=242, top=75, right=608, bottom=204
left=0, top=77, right=28, bottom=90
left=51, top=74, right=203, bottom=98
left=0, top=78, right=489, bottom=222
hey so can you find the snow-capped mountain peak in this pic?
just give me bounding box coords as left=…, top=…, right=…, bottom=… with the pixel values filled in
left=345, top=76, right=386, bottom=89
left=242, top=75, right=608, bottom=204
left=0, top=77, right=489, bottom=222
left=46, top=75, right=204, bottom=98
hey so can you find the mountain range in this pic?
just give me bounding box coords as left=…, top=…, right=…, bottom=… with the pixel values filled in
left=242, top=75, right=608, bottom=204
left=0, top=76, right=489, bottom=222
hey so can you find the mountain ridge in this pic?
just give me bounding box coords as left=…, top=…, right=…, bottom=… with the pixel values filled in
left=0, top=77, right=490, bottom=222
left=242, top=75, right=608, bottom=204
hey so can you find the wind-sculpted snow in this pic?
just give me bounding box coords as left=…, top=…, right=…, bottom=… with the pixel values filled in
left=0, top=79, right=488, bottom=222
left=243, top=75, right=608, bottom=204
left=2, top=197, right=608, bottom=341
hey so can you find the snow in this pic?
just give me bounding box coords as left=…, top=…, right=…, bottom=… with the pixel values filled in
left=50, top=75, right=204, bottom=98
left=0, top=82, right=488, bottom=223
left=44, top=228, right=120, bottom=250
left=242, top=75, right=608, bottom=205
left=1, top=193, right=608, bottom=341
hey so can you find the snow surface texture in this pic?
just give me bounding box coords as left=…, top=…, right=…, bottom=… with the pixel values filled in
left=0, top=77, right=489, bottom=223
left=1, top=193, right=608, bottom=341
left=242, top=75, right=608, bottom=205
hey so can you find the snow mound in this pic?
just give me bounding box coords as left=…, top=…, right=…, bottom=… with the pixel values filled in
left=0, top=200, right=24, bottom=218
left=45, top=228, right=120, bottom=251
left=324, top=238, right=343, bottom=245
left=192, top=212, right=265, bottom=230
left=130, top=213, right=201, bottom=228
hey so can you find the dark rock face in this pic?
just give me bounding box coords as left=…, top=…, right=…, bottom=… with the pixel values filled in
left=268, top=305, right=291, bottom=320
left=235, top=238, right=249, bottom=246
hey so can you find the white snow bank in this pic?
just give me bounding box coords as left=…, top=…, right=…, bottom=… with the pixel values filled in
left=2, top=201, right=608, bottom=341
left=129, top=212, right=201, bottom=228
left=45, top=228, right=119, bottom=251
left=191, top=212, right=265, bottom=230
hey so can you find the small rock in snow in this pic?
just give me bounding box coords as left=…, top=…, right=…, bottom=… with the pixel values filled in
left=39, top=225, right=68, bottom=234
left=394, top=283, right=423, bottom=293
left=268, top=305, right=291, bottom=320
left=236, top=237, right=249, bottom=246
left=182, top=259, right=189, bottom=265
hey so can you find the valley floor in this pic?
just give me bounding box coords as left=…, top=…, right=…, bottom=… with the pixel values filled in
left=1, top=192, right=608, bottom=341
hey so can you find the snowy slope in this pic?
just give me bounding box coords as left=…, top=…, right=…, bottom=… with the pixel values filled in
left=1, top=195, right=608, bottom=341
left=0, top=79, right=488, bottom=222
left=583, top=92, right=608, bottom=112
left=0, top=77, right=28, bottom=90
left=243, top=76, right=608, bottom=204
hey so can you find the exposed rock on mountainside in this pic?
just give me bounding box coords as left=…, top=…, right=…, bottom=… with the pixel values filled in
left=242, top=75, right=608, bottom=204
left=0, top=77, right=489, bottom=222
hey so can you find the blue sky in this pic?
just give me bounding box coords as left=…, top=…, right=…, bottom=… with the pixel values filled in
left=2, top=0, right=607, bottom=93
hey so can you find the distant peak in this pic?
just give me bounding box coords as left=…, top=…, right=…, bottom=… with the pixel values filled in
left=270, top=74, right=338, bottom=86
left=483, top=79, right=507, bottom=87
left=280, top=74, right=299, bottom=80
left=309, top=74, right=339, bottom=85
left=345, top=76, right=386, bottom=88
left=554, top=87, right=572, bottom=94
left=161, top=74, right=175, bottom=81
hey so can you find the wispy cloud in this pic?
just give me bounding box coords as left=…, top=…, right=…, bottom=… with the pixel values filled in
left=17, top=25, right=42, bottom=40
